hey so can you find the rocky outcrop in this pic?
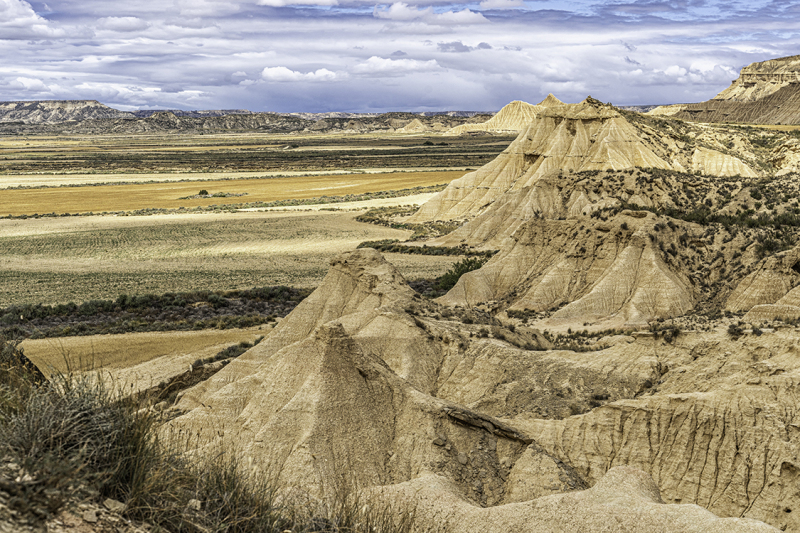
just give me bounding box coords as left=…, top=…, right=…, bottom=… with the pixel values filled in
left=726, top=246, right=800, bottom=313
left=412, top=98, right=689, bottom=223
left=648, top=55, right=800, bottom=124
left=511, top=327, right=800, bottom=532
left=440, top=210, right=697, bottom=328
left=715, top=55, right=800, bottom=102
left=381, top=467, right=779, bottom=532
left=166, top=248, right=788, bottom=531
left=772, top=139, right=800, bottom=176
left=691, top=146, right=758, bottom=177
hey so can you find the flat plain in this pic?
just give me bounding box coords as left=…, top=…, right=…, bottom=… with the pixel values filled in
left=0, top=196, right=459, bottom=307
left=0, top=170, right=461, bottom=215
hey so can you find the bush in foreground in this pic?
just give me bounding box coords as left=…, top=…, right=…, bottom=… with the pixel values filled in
left=0, top=340, right=415, bottom=532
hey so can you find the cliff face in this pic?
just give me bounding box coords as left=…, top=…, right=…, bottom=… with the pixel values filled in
left=648, top=55, right=800, bottom=124
left=716, top=55, right=800, bottom=102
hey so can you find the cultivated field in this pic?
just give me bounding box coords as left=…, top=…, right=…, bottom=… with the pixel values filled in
left=22, top=326, right=268, bottom=377
left=0, top=209, right=461, bottom=307
left=0, top=132, right=514, bottom=174
left=0, top=170, right=461, bottom=215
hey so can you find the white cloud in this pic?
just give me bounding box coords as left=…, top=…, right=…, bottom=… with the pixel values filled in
left=0, top=0, right=63, bottom=38
left=261, top=66, right=345, bottom=82
left=479, top=0, right=524, bottom=9
left=96, top=16, right=150, bottom=32
left=173, top=0, right=240, bottom=16
left=9, top=76, right=50, bottom=92
left=258, top=0, right=338, bottom=5
left=352, top=56, right=441, bottom=76
left=373, top=3, right=488, bottom=25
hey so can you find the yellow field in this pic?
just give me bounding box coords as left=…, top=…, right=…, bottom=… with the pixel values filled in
left=0, top=171, right=461, bottom=216
left=23, top=326, right=268, bottom=381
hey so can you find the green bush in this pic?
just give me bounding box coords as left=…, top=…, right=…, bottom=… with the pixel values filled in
left=437, top=257, right=488, bottom=291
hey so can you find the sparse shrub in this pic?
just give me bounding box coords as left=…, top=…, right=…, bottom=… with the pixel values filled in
left=199, top=189, right=209, bottom=196
left=436, top=257, right=488, bottom=291
left=728, top=323, right=743, bottom=338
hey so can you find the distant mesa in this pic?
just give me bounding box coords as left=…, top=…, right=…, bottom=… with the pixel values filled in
left=132, top=109, right=253, bottom=118
left=0, top=99, right=133, bottom=124
left=648, top=55, right=800, bottom=124
left=445, top=95, right=565, bottom=135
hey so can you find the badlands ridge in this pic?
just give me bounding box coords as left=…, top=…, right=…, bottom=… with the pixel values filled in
left=163, top=93, right=800, bottom=531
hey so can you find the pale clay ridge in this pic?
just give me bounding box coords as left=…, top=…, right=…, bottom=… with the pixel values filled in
left=726, top=245, right=800, bottom=322
left=169, top=249, right=781, bottom=531
left=381, top=467, right=778, bottom=533
left=439, top=210, right=695, bottom=328
left=444, top=95, right=563, bottom=135
left=411, top=97, right=756, bottom=224
left=396, top=118, right=430, bottom=133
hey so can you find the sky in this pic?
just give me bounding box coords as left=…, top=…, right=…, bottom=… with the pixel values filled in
left=0, top=0, right=798, bottom=112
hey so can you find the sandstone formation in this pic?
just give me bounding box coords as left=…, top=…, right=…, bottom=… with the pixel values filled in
left=410, top=97, right=757, bottom=224
left=164, top=249, right=780, bottom=532
left=167, top=249, right=787, bottom=531
left=396, top=118, right=430, bottom=133
left=648, top=55, right=800, bottom=124
left=691, top=146, right=759, bottom=177
left=444, top=96, right=562, bottom=135
left=440, top=211, right=696, bottom=328
left=773, top=139, right=800, bottom=176
left=714, top=55, right=800, bottom=102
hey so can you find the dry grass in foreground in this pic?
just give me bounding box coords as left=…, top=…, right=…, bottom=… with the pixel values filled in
left=0, top=340, right=417, bottom=533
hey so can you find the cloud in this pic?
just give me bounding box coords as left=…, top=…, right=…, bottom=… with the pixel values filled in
left=352, top=56, right=441, bottom=76
left=0, top=0, right=63, bottom=39
left=258, top=0, right=339, bottom=6
left=373, top=3, right=488, bottom=25
left=479, top=0, right=525, bottom=9
left=261, top=66, right=345, bottom=82
left=438, top=41, right=492, bottom=53
left=96, top=17, right=150, bottom=32
left=9, top=76, right=50, bottom=92
left=0, top=0, right=796, bottom=112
